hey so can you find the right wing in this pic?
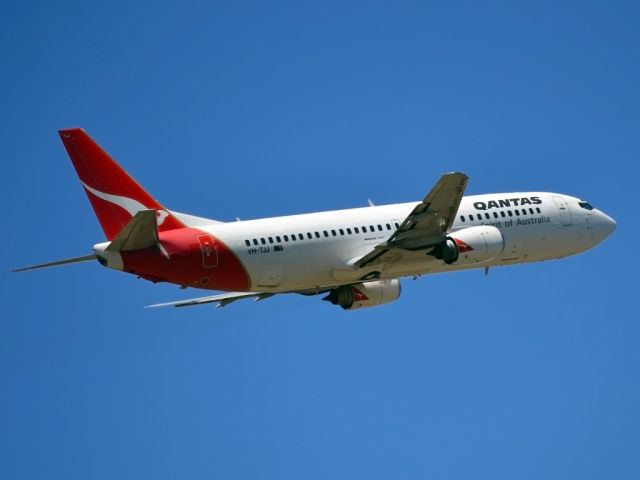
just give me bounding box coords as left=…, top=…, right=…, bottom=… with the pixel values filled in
left=355, top=172, right=468, bottom=268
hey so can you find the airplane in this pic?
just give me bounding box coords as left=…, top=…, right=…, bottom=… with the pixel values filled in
left=14, top=128, right=616, bottom=310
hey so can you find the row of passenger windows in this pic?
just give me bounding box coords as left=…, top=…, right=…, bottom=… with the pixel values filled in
left=244, top=222, right=401, bottom=247
left=460, top=207, right=542, bottom=223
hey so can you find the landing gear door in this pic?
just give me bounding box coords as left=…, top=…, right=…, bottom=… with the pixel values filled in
left=553, top=196, right=572, bottom=226
left=196, top=234, right=218, bottom=268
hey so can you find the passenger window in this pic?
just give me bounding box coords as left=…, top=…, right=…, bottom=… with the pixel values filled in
left=307, top=232, right=312, bottom=239
left=529, top=208, right=534, bottom=214
left=500, top=211, right=506, bottom=218
left=261, top=238, right=266, bottom=245
left=354, top=227, right=360, bottom=234
left=346, top=228, right=352, bottom=234
left=268, top=237, right=274, bottom=244
left=276, top=236, right=281, bottom=243
left=362, top=226, right=368, bottom=232
left=521, top=209, right=527, bottom=215
left=253, top=239, right=258, bottom=246
left=468, top=215, right=474, bottom=221
left=377, top=225, right=383, bottom=231
left=485, top=213, right=490, bottom=220
left=331, top=230, right=337, bottom=236
left=315, top=232, right=320, bottom=238
left=515, top=210, right=520, bottom=216
left=460, top=215, right=466, bottom=222
left=536, top=207, right=541, bottom=214
left=245, top=240, right=250, bottom=246
left=395, top=222, right=400, bottom=229
left=508, top=211, right=513, bottom=217
left=369, top=225, right=375, bottom=232
left=284, top=235, right=289, bottom=242
left=298, top=234, right=303, bottom=240
left=386, top=223, right=391, bottom=230
left=291, top=235, right=296, bottom=242
left=493, top=212, right=498, bottom=219
left=477, top=214, right=483, bottom=221
left=323, top=231, right=329, bottom=237
left=339, top=229, right=344, bottom=235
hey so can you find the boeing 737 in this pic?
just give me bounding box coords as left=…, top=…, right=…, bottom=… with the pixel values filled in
left=14, top=129, right=617, bottom=310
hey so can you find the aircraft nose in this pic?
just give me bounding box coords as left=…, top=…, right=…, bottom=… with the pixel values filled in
left=596, top=210, right=617, bottom=240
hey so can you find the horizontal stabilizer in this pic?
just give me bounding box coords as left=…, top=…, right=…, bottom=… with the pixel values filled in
left=13, top=254, right=97, bottom=272
left=106, top=209, right=158, bottom=252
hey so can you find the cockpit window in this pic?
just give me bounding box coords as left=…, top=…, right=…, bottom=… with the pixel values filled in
left=579, top=201, right=594, bottom=211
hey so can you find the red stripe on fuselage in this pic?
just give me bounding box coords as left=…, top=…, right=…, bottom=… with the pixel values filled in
left=120, top=228, right=251, bottom=291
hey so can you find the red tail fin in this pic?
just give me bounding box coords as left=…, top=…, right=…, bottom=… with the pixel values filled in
left=59, top=128, right=185, bottom=240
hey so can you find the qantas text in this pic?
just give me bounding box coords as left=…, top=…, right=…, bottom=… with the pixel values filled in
left=473, top=196, right=542, bottom=211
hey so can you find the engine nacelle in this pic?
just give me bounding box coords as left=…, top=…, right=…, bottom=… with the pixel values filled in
left=323, top=279, right=401, bottom=310
left=431, top=226, right=504, bottom=265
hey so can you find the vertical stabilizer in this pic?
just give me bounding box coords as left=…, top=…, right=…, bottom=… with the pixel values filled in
left=59, top=128, right=185, bottom=239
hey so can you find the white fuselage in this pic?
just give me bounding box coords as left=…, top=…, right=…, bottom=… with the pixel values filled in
left=189, top=192, right=615, bottom=293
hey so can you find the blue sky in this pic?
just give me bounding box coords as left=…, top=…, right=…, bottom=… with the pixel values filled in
left=2, top=1, right=639, bottom=478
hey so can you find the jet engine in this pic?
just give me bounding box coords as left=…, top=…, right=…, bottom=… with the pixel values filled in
left=323, top=279, right=401, bottom=310
left=430, top=225, right=504, bottom=265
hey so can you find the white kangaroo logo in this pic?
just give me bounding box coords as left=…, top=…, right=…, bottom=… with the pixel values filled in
left=156, top=210, right=169, bottom=225
left=81, top=181, right=169, bottom=226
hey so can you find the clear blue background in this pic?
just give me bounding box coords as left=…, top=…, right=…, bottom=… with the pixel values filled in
left=2, top=1, right=638, bottom=478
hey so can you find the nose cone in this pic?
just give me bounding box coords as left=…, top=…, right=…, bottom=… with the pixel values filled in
left=595, top=210, right=617, bottom=241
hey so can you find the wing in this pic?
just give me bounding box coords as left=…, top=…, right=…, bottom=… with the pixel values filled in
left=146, top=291, right=276, bottom=308
left=355, top=172, right=468, bottom=268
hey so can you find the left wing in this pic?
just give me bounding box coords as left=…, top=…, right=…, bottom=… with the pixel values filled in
left=146, top=291, right=276, bottom=308
left=355, top=172, right=468, bottom=268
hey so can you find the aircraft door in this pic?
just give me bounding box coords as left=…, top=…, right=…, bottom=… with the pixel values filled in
left=552, top=196, right=572, bottom=226
left=196, top=234, right=219, bottom=268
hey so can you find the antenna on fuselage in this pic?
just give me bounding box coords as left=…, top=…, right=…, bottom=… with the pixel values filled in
left=367, top=199, right=375, bottom=207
